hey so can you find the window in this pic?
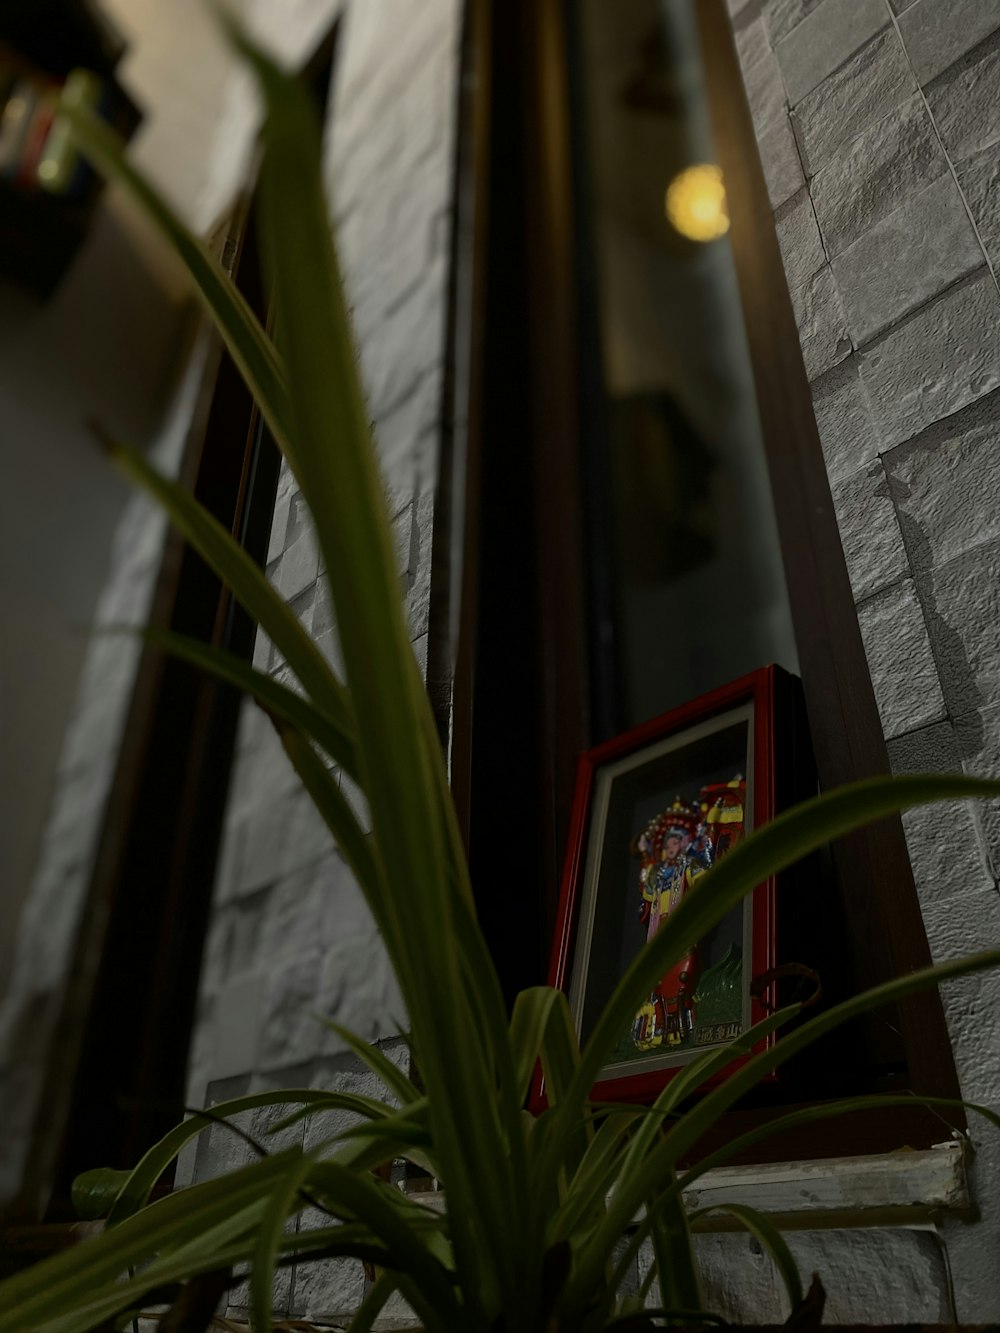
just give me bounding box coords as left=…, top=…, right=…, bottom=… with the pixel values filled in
left=452, top=0, right=962, bottom=1159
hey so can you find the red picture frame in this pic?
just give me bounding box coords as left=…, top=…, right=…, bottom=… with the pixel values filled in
left=532, top=665, right=794, bottom=1110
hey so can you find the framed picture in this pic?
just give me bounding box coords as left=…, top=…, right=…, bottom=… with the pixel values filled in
left=535, top=666, right=795, bottom=1108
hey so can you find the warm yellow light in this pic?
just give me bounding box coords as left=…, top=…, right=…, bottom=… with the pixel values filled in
left=665, top=164, right=730, bottom=242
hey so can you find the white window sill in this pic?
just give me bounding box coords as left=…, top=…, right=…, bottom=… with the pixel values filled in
left=405, top=1139, right=969, bottom=1231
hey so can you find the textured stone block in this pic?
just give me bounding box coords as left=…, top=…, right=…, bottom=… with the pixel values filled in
left=290, top=1223, right=367, bottom=1323
left=922, top=889, right=1000, bottom=1104
left=859, top=271, right=1000, bottom=449
left=377, top=364, right=443, bottom=490
left=956, top=149, right=1000, bottom=272
left=898, top=0, right=1000, bottom=85
left=790, top=264, right=852, bottom=380
left=251, top=625, right=272, bottom=673
left=794, top=29, right=915, bottom=174
left=902, top=799, right=991, bottom=909
left=921, top=539, right=1000, bottom=718
left=775, top=188, right=826, bottom=290
left=810, top=94, right=946, bottom=257
left=765, top=0, right=825, bottom=45
left=225, top=889, right=269, bottom=978
left=260, top=866, right=329, bottom=965
left=279, top=781, right=337, bottom=878
left=810, top=355, right=880, bottom=483
left=259, top=949, right=324, bottom=1070
left=659, top=1229, right=950, bottom=1322
left=855, top=578, right=946, bottom=739
left=210, top=976, right=263, bottom=1079
left=831, top=460, right=909, bottom=601
left=736, top=15, right=770, bottom=72
left=956, top=702, right=1000, bottom=877
left=288, top=584, right=316, bottom=636
left=885, top=387, right=1000, bottom=569
left=277, top=528, right=319, bottom=603
left=405, top=491, right=434, bottom=638
left=318, top=939, right=393, bottom=1052
left=266, top=489, right=291, bottom=565
left=742, top=46, right=787, bottom=134
left=315, top=849, right=376, bottom=945
left=774, top=0, right=887, bottom=105
left=831, top=175, right=982, bottom=346
left=758, top=113, right=805, bottom=208
left=926, top=36, right=1000, bottom=163
left=234, top=800, right=290, bottom=895
left=888, top=718, right=962, bottom=776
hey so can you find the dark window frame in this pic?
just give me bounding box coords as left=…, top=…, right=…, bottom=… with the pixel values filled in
left=452, top=0, right=963, bottom=1161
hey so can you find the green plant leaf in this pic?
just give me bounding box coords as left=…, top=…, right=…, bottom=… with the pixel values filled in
left=0, top=1148, right=303, bottom=1331
left=273, top=719, right=383, bottom=921
left=106, top=1089, right=338, bottom=1226
left=250, top=1147, right=314, bottom=1333
left=105, top=434, right=352, bottom=733
left=582, top=944, right=1000, bottom=1314
left=543, top=773, right=1000, bottom=1208
left=646, top=1176, right=702, bottom=1320
left=305, top=1159, right=462, bottom=1330
left=61, top=100, right=295, bottom=464
left=510, top=987, right=562, bottom=1106
left=130, top=624, right=359, bottom=776
left=317, top=1021, right=420, bottom=1107
left=347, top=1269, right=402, bottom=1333
left=268, top=1089, right=416, bottom=1137
left=70, top=1167, right=132, bottom=1221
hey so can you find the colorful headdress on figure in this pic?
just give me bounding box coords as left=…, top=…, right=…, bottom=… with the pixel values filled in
left=637, top=798, right=699, bottom=863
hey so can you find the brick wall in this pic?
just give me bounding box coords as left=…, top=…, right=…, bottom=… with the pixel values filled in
left=179, top=1, right=461, bottom=1322
left=727, top=0, right=1000, bottom=1318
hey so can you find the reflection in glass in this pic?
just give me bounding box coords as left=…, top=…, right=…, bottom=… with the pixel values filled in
left=575, top=0, right=798, bottom=730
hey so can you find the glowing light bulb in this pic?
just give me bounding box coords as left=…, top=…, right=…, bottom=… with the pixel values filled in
left=665, top=164, right=730, bottom=242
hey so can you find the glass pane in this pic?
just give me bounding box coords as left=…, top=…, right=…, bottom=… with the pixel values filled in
left=574, top=0, right=799, bottom=731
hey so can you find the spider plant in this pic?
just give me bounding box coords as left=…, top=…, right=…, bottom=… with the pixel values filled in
left=2, top=24, right=999, bottom=1333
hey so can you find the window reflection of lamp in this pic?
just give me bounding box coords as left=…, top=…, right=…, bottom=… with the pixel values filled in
left=665, top=163, right=729, bottom=242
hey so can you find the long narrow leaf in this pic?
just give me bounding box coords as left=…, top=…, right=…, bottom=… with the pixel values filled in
left=274, top=720, right=383, bottom=919
left=306, top=1160, right=462, bottom=1330
left=646, top=1179, right=703, bottom=1319
left=106, top=1090, right=336, bottom=1226
left=347, top=1269, right=403, bottom=1333
left=0, top=1149, right=303, bottom=1331
left=269, top=1089, right=418, bottom=1137
left=542, top=774, right=1000, bottom=1204
left=510, top=987, right=562, bottom=1106
left=227, top=28, right=526, bottom=1323
left=575, top=944, right=1000, bottom=1316
left=107, top=435, right=352, bottom=731
left=318, top=1020, right=420, bottom=1106
left=62, top=100, right=295, bottom=464
left=251, top=1148, right=313, bottom=1333
left=133, top=624, right=358, bottom=776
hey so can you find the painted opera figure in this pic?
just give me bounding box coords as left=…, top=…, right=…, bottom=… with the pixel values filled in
left=631, top=778, right=746, bottom=1052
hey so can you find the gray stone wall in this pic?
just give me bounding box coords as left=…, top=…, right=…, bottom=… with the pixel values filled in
left=731, top=0, right=1000, bottom=1318
left=180, top=1, right=461, bottom=1322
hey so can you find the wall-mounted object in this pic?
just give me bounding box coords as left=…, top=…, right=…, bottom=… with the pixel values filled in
left=533, top=665, right=805, bottom=1108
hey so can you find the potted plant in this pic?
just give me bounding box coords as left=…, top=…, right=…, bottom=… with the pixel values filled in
left=1, top=23, right=998, bottom=1333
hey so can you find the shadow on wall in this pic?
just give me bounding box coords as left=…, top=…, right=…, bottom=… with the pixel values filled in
left=0, top=193, right=198, bottom=999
